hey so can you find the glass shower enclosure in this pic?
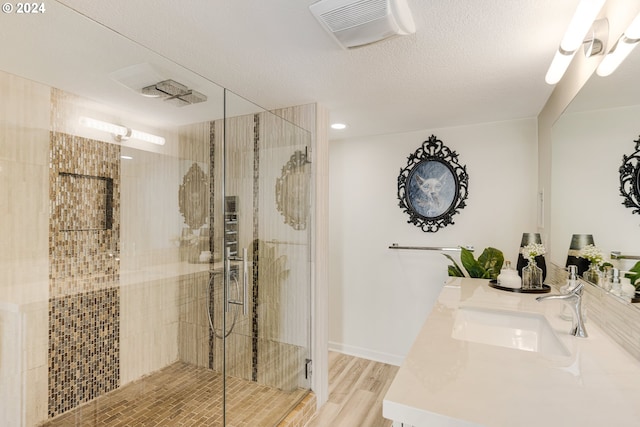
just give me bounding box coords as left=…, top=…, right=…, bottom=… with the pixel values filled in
left=0, top=2, right=313, bottom=426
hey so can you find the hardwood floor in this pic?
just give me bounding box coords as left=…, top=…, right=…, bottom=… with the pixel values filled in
left=306, top=352, right=399, bottom=427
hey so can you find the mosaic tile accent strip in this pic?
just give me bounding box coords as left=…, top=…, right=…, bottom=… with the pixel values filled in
left=41, top=361, right=309, bottom=427
left=48, top=288, right=120, bottom=418
left=208, top=120, right=217, bottom=369
left=252, top=113, right=261, bottom=383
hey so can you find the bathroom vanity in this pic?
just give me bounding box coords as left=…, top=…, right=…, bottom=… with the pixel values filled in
left=383, top=277, right=640, bottom=427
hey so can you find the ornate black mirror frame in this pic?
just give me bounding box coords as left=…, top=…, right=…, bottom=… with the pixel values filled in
left=620, top=136, right=640, bottom=215
left=397, top=135, right=469, bottom=232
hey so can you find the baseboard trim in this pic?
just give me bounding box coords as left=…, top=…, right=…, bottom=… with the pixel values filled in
left=328, top=341, right=404, bottom=366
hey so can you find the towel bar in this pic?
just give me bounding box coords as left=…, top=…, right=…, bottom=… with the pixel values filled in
left=388, top=243, right=474, bottom=252
left=611, top=251, right=640, bottom=260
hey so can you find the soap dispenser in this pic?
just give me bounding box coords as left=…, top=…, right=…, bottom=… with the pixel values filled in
left=561, top=265, right=579, bottom=293
left=560, top=265, right=579, bottom=321
left=497, top=260, right=521, bottom=289
left=610, top=268, right=622, bottom=296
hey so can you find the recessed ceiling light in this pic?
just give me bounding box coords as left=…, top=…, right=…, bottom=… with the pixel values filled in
left=331, top=123, right=347, bottom=130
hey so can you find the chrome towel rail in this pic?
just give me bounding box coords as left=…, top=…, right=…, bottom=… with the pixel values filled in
left=389, top=243, right=474, bottom=252
left=611, top=251, right=640, bottom=260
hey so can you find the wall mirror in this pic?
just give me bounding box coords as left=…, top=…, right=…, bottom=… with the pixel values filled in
left=550, top=41, right=640, bottom=305
left=619, top=137, right=640, bottom=214
left=276, top=150, right=311, bottom=231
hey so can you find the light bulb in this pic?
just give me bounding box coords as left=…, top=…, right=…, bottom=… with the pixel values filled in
left=596, top=37, right=639, bottom=76
left=545, top=49, right=577, bottom=85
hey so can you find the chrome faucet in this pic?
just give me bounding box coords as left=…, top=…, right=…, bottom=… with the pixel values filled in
left=536, top=282, right=588, bottom=338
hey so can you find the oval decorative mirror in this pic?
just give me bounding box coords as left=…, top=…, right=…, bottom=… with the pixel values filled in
left=178, top=162, right=208, bottom=229
left=620, top=136, right=640, bottom=215
left=276, top=149, right=311, bottom=230
left=397, top=135, right=469, bottom=232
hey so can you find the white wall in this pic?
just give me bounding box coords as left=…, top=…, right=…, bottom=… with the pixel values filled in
left=329, top=119, right=538, bottom=364
left=551, top=105, right=640, bottom=271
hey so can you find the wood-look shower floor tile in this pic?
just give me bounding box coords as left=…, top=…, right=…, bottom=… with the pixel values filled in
left=41, top=362, right=308, bottom=427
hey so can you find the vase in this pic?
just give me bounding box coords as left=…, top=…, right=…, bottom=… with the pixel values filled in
left=565, top=234, right=594, bottom=276
left=517, top=254, right=546, bottom=281
left=516, top=233, right=547, bottom=281
left=522, top=259, right=543, bottom=290
left=583, top=263, right=601, bottom=285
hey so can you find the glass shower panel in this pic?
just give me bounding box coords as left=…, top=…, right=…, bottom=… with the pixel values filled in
left=222, top=91, right=313, bottom=426
left=0, top=2, right=313, bottom=426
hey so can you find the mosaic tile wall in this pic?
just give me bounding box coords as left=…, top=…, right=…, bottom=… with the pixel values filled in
left=48, top=288, right=119, bottom=417
left=48, top=128, right=121, bottom=418
left=49, top=131, right=120, bottom=296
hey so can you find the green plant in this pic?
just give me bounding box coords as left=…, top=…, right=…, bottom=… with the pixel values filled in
left=444, top=247, right=504, bottom=280
left=625, top=261, right=640, bottom=290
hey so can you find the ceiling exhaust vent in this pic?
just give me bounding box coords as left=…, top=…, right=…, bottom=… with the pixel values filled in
left=309, top=0, right=415, bottom=49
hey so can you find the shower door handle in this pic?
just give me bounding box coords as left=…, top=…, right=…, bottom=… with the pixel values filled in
left=225, top=247, right=248, bottom=316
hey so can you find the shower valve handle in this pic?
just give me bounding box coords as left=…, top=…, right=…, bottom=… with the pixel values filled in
left=225, top=247, right=248, bottom=316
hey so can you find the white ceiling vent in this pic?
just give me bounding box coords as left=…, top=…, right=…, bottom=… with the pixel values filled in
left=310, top=0, right=415, bottom=49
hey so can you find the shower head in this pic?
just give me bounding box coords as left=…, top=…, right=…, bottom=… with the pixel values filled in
left=141, top=79, right=207, bottom=106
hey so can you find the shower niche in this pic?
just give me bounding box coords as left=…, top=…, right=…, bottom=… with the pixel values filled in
left=224, top=196, right=239, bottom=257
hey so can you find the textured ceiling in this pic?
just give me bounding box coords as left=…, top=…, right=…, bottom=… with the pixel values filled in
left=51, top=1, right=582, bottom=139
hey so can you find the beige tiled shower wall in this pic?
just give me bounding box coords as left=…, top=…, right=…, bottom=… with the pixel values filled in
left=210, top=111, right=312, bottom=393
left=120, top=274, right=179, bottom=384
left=0, top=70, right=51, bottom=427
left=177, top=271, right=211, bottom=368
left=258, top=108, right=315, bottom=392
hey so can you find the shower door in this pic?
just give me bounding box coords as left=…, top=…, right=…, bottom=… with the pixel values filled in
left=217, top=91, right=313, bottom=426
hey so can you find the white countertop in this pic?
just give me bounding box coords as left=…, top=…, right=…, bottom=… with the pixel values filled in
left=383, top=277, right=640, bottom=427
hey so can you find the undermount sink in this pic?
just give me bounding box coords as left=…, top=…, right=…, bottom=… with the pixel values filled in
left=452, top=306, right=570, bottom=357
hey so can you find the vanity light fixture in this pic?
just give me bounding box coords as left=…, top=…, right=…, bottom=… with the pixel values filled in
left=545, top=48, right=578, bottom=85
left=545, top=0, right=606, bottom=84
left=330, top=123, right=347, bottom=130
left=80, top=117, right=166, bottom=146
left=596, top=13, right=640, bottom=77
